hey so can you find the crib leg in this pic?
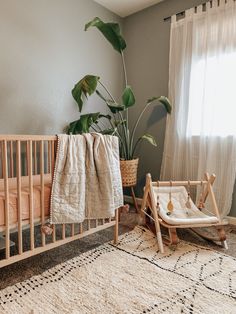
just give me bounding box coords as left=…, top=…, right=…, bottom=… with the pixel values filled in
left=217, top=226, right=227, bottom=249
left=169, top=228, right=179, bottom=245
left=217, top=226, right=226, bottom=241
left=221, top=240, right=228, bottom=249
left=114, top=208, right=119, bottom=245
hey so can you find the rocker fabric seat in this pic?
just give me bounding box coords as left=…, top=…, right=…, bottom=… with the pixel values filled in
left=153, top=186, right=219, bottom=226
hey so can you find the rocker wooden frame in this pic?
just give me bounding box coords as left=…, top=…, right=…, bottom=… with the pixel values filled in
left=140, top=173, right=228, bottom=253
left=0, top=135, right=119, bottom=268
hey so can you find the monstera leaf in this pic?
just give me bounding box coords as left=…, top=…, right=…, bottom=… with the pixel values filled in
left=72, top=75, right=100, bottom=112
left=139, top=134, right=157, bottom=146
left=96, top=90, right=125, bottom=113
left=85, top=17, right=126, bottom=53
left=100, top=128, right=116, bottom=135
left=147, top=96, right=172, bottom=113
left=122, top=86, right=135, bottom=108
left=106, top=100, right=125, bottom=113
left=132, top=133, right=157, bottom=156
left=66, top=112, right=100, bottom=134
left=98, top=114, right=112, bottom=120
left=95, top=90, right=107, bottom=102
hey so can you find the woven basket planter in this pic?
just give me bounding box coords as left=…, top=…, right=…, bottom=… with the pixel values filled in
left=120, top=158, right=139, bottom=187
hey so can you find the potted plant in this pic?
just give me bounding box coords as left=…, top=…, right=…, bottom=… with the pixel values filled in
left=66, top=17, right=171, bottom=187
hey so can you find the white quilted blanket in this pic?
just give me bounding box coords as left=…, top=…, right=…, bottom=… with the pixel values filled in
left=50, top=133, right=123, bottom=223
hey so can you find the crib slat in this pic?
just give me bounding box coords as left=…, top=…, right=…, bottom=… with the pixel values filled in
left=62, top=224, right=66, bottom=239
left=71, top=224, right=75, bottom=237
left=34, top=141, right=37, bottom=175
left=16, top=141, right=23, bottom=255
left=3, top=141, right=10, bottom=259
left=51, top=140, right=55, bottom=181
left=40, top=141, right=45, bottom=246
left=9, top=141, right=14, bottom=178
left=47, top=141, right=51, bottom=174
left=52, top=225, right=56, bottom=243
left=114, top=209, right=119, bottom=244
left=0, top=142, right=3, bottom=179
left=87, top=219, right=91, bottom=230
left=26, top=141, right=30, bottom=176
left=52, top=225, right=56, bottom=242
left=95, top=219, right=98, bottom=228
left=51, top=140, right=56, bottom=243
left=79, top=223, right=83, bottom=234
left=28, top=140, right=34, bottom=250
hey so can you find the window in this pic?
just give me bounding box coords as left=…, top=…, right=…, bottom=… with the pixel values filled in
left=187, top=51, right=236, bottom=137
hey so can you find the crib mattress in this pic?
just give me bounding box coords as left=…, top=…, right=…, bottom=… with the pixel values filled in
left=153, top=186, right=219, bottom=225
left=0, top=185, right=51, bottom=227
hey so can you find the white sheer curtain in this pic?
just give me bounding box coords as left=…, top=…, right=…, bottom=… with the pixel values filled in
left=161, top=0, right=236, bottom=217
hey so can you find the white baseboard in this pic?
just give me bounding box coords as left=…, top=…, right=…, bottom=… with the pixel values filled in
left=124, top=195, right=236, bottom=226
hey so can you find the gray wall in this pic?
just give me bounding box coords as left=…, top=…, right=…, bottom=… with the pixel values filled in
left=1, top=0, right=235, bottom=216
left=124, top=0, right=236, bottom=216
left=0, top=0, right=123, bottom=134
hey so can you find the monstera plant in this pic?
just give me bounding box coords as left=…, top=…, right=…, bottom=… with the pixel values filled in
left=66, top=17, right=172, bottom=161
left=66, top=17, right=171, bottom=190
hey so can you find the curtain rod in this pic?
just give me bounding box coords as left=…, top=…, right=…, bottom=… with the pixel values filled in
left=163, top=0, right=217, bottom=22
left=163, top=10, right=185, bottom=22
left=164, top=0, right=236, bottom=22
left=163, top=2, right=207, bottom=22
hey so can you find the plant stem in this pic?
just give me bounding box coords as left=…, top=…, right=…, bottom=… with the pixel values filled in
left=132, top=138, right=142, bottom=157
left=121, top=51, right=130, bottom=159
left=98, top=80, right=128, bottom=158
left=118, top=112, right=129, bottom=159
left=109, top=119, right=115, bottom=130
left=98, top=81, right=119, bottom=124
left=114, top=129, right=126, bottom=155
left=98, top=81, right=116, bottom=103
left=130, top=102, right=150, bottom=155
left=121, top=52, right=128, bottom=87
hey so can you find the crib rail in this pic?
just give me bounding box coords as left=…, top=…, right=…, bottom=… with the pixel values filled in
left=0, top=135, right=118, bottom=268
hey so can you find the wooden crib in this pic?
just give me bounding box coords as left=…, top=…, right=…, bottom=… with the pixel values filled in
left=0, top=135, right=119, bottom=268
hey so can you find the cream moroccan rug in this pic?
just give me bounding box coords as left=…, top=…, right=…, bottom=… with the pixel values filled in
left=0, top=226, right=236, bottom=314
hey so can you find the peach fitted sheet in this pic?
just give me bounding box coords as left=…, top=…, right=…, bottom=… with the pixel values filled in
left=0, top=185, right=51, bottom=227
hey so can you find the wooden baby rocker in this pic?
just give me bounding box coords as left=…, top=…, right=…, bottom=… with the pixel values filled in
left=140, top=172, right=228, bottom=253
